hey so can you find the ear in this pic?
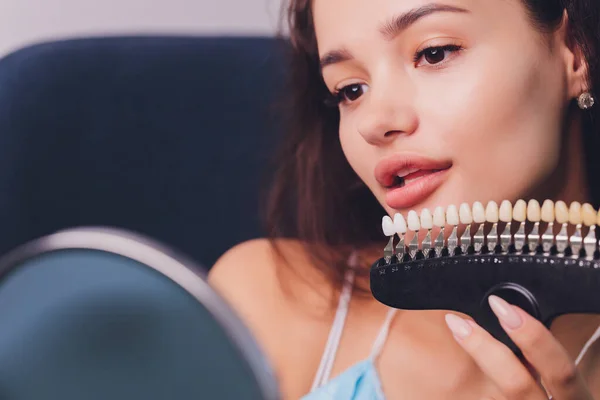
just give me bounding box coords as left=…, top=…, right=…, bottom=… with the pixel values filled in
left=557, top=10, right=591, bottom=99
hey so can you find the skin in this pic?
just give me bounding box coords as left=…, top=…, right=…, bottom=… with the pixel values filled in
left=210, top=0, right=600, bottom=398
left=318, top=0, right=588, bottom=212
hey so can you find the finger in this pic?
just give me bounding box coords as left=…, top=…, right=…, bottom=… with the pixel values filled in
left=445, top=313, right=548, bottom=399
left=488, top=295, right=593, bottom=400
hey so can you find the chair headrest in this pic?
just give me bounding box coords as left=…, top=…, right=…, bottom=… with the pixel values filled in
left=0, top=36, right=289, bottom=267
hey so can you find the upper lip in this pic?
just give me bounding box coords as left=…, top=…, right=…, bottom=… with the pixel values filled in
left=374, top=153, right=453, bottom=188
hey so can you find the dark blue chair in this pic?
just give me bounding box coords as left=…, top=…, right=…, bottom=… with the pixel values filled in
left=0, top=227, right=279, bottom=399
left=0, top=36, right=287, bottom=268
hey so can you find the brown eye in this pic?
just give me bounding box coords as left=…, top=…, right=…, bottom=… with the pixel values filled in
left=423, top=48, right=445, bottom=64
left=338, top=83, right=368, bottom=103
left=415, top=44, right=463, bottom=67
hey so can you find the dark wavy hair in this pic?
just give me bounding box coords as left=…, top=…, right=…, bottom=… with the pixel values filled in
left=264, top=0, right=600, bottom=293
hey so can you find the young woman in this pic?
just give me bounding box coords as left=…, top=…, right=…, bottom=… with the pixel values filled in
left=210, top=0, right=600, bottom=398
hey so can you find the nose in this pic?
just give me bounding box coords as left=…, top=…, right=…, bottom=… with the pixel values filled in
left=356, top=83, right=419, bottom=146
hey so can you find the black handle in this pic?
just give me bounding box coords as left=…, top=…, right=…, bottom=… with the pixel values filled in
left=370, top=254, right=600, bottom=354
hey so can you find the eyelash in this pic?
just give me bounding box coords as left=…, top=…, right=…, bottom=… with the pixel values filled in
left=324, top=44, right=464, bottom=107
left=413, top=43, right=463, bottom=64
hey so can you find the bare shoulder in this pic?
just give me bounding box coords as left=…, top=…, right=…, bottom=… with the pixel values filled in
left=209, top=237, right=330, bottom=297
left=209, top=238, right=278, bottom=294
left=212, top=237, right=325, bottom=308
left=209, top=239, right=285, bottom=320
left=208, top=238, right=332, bottom=390
left=208, top=239, right=289, bottom=361
left=209, top=238, right=312, bottom=303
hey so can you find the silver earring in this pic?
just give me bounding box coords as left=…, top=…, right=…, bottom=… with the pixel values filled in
left=578, top=92, right=595, bottom=110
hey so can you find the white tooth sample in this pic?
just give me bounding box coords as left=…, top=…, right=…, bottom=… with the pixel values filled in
left=541, top=200, right=555, bottom=223
left=433, top=206, right=446, bottom=227
left=420, top=209, right=433, bottom=230
left=555, top=201, right=569, bottom=224
left=485, top=201, right=499, bottom=223
left=513, top=199, right=527, bottom=222
left=446, top=205, right=459, bottom=226
left=582, top=203, right=596, bottom=227
left=568, top=201, right=582, bottom=225
left=382, top=215, right=395, bottom=236
left=527, top=200, right=541, bottom=222
left=393, top=213, right=408, bottom=234
left=499, top=200, right=513, bottom=222
left=459, top=203, right=473, bottom=224
left=408, top=210, right=421, bottom=232
left=472, top=202, right=486, bottom=224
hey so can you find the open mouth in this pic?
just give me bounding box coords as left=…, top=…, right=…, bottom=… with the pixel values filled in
left=389, top=169, right=446, bottom=189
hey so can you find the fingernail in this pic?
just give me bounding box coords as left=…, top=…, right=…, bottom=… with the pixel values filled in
left=489, top=295, right=522, bottom=329
left=445, top=314, right=472, bottom=339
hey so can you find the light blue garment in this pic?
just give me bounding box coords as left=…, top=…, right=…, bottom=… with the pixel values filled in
left=302, top=259, right=392, bottom=400
left=302, top=251, right=600, bottom=400
left=301, top=359, right=386, bottom=400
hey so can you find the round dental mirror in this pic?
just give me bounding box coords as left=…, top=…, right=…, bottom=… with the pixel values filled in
left=0, top=227, right=279, bottom=400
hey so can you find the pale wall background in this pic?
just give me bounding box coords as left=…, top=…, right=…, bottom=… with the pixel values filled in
left=0, top=0, right=284, bottom=57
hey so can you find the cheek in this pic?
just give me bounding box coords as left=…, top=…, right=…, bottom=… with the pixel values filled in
left=339, top=119, right=378, bottom=188
left=420, top=47, right=565, bottom=201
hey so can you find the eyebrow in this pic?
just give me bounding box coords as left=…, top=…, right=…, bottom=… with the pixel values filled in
left=380, top=3, right=470, bottom=40
left=319, top=3, right=470, bottom=70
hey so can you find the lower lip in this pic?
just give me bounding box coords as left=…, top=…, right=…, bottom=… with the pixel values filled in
left=384, top=168, right=450, bottom=210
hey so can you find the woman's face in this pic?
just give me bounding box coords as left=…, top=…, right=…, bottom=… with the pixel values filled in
left=315, top=0, right=584, bottom=216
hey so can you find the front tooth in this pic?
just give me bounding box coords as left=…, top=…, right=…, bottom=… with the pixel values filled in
left=399, top=168, right=420, bottom=181
left=541, top=200, right=555, bottom=253
left=433, top=206, right=446, bottom=227
left=486, top=201, right=499, bottom=252
left=420, top=209, right=433, bottom=230
left=555, top=201, right=569, bottom=224
left=394, top=213, right=407, bottom=259
left=408, top=210, right=421, bottom=231
left=382, top=215, right=395, bottom=263
left=569, top=202, right=583, bottom=257
left=527, top=200, right=541, bottom=253
left=485, top=201, right=499, bottom=223
left=499, top=200, right=513, bottom=253
left=472, top=202, right=485, bottom=223
left=407, top=210, right=420, bottom=259
left=446, top=205, right=459, bottom=255
left=582, top=203, right=596, bottom=227
left=446, top=205, right=459, bottom=226
left=499, top=200, right=512, bottom=222
left=569, top=202, right=582, bottom=225
left=459, top=203, right=473, bottom=224
left=582, top=204, right=597, bottom=259
left=513, top=200, right=527, bottom=222
left=394, top=213, right=408, bottom=233
left=555, top=201, right=569, bottom=254
left=513, top=199, right=527, bottom=252
left=541, top=200, right=555, bottom=222
left=527, top=200, right=541, bottom=222
left=382, top=215, right=395, bottom=237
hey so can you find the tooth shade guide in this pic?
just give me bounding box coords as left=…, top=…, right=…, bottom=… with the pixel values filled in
left=380, top=200, right=600, bottom=261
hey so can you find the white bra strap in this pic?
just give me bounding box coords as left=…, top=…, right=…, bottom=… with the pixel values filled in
left=368, top=308, right=398, bottom=361
left=575, top=324, right=600, bottom=366
left=309, top=267, right=355, bottom=391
